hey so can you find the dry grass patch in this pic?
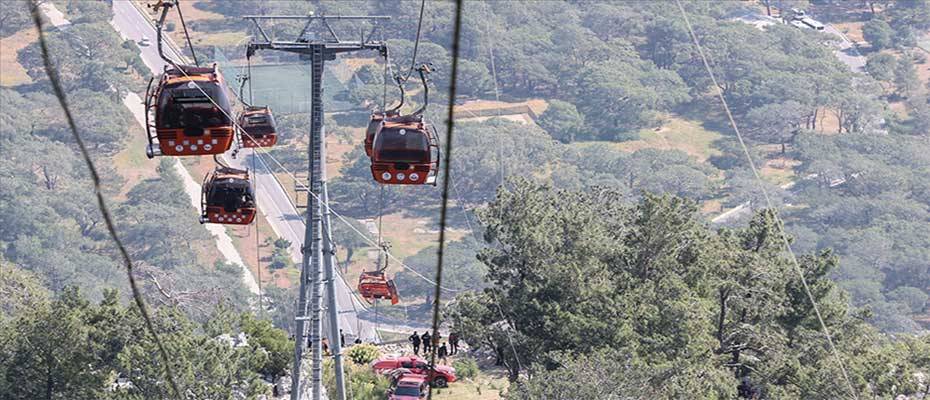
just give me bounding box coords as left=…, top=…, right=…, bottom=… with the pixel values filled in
left=225, top=207, right=294, bottom=289
left=612, top=116, right=722, bottom=162
left=834, top=21, right=865, bottom=43
left=0, top=28, right=36, bottom=86
left=761, top=157, right=801, bottom=187
left=432, top=365, right=509, bottom=400
left=111, top=126, right=160, bottom=199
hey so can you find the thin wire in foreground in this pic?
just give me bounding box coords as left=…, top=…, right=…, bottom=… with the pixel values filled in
left=674, top=1, right=859, bottom=398
left=427, top=0, right=463, bottom=399
left=29, top=3, right=182, bottom=398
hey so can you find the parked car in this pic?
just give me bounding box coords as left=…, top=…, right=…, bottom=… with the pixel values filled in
left=372, top=356, right=457, bottom=387
left=138, top=35, right=150, bottom=46
left=387, top=374, right=428, bottom=400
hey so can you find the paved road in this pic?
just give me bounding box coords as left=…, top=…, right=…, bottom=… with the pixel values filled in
left=824, top=24, right=865, bottom=73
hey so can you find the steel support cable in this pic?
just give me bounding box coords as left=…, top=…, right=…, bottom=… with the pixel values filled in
left=29, top=5, right=182, bottom=398
left=174, top=0, right=199, bottom=66
left=484, top=17, right=506, bottom=187
left=480, top=17, right=523, bottom=371
left=397, top=0, right=427, bottom=84
left=674, top=1, right=861, bottom=398
left=427, top=1, right=463, bottom=399
left=164, top=64, right=466, bottom=293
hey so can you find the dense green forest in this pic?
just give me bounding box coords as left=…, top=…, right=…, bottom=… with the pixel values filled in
left=0, top=2, right=291, bottom=397
left=450, top=179, right=930, bottom=398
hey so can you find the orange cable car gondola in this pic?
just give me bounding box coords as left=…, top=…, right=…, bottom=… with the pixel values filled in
left=365, top=109, right=398, bottom=157
left=145, top=64, right=235, bottom=158
left=200, top=166, right=256, bottom=225
left=239, top=105, right=278, bottom=148
left=358, top=271, right=399, bottom=305
left=365, top=74, right=404, bottom=157
left=358, top=242, right=400, bottom=305
left=369, top=65, right=439, bottom=185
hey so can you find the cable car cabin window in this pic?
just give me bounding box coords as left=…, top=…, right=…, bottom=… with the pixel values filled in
left=240, top=113, right=276, bottom=135
left=157, top=81, right=231, bottom=131
left=207, top=180, right=254, bottom=212
left=374, top=128, right=429, bottom=163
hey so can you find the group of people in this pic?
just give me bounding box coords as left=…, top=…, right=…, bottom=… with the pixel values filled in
left=408, top=331, right=460, bottom=364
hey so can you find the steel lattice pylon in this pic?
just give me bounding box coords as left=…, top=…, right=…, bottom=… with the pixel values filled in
left=244, top=14, right=389, bottom=400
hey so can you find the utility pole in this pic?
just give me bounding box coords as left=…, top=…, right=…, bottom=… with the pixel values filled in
left=245, top=14, right=388, bottom=400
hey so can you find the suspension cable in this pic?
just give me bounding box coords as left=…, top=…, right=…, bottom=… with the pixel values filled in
left=674, top=1, right=860, bottom=398
left=485, top=17, right=506, bottom=187
left=397, top=0, right=427, bottom=84
left=174, top=0, right=199, bottom=66
left=427, top=1, right=463, bottom=398
left=29, top=4, right=182, bottom=397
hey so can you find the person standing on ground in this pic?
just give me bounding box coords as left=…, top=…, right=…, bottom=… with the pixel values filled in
left=340, top=329, right=345, bottom=347
left=449, top=332, right=459, bottom=355
left=409, top=331, right=421, bottom=355
left=437, top=342, right=449, bottom=365
left=421, top=331, right=432, bottom=353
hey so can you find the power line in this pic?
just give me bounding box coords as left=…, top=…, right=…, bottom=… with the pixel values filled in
left=674, top=1, right=860, bottom=398
left=427, top=0, right=463, bottom=399
left=29, top=3, right=182, bottom=398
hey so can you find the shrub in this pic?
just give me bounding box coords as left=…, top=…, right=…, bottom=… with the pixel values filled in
left=347, top=343, right=381, bottom=365
left=452, top=357, right=479, bottom=380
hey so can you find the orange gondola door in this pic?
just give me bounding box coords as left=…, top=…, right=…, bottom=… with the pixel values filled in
left=358, top=271, right=399, bottom=305
left=145, top=64, right=235, bottom=158
left=200, top=167, right=256, bottom=225
left=239, top=105, right=278, bottom=148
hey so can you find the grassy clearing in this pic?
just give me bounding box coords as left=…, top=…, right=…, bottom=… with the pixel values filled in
left=190, top=31, right=249, bottom=47
left=375, top=329, right=409, bottom=343
left=433, top=366, right=509, bottom=400
left=144, top=0, right=243, bottom=48
left=111, top=125, right=160, bottom=199
left=0, top=28, right=36, bottom=86
left=225, top=207, right=295, bottom=289
left=611, top=115, right=723, bottom=162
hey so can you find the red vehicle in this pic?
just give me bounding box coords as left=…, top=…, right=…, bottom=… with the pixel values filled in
left=372, top=356, right=456, bottom=387
left=387, top=374, right=427, bottom=399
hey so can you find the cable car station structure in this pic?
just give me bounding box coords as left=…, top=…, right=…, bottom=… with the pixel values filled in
left=243, top=13, right=389, bottom=400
